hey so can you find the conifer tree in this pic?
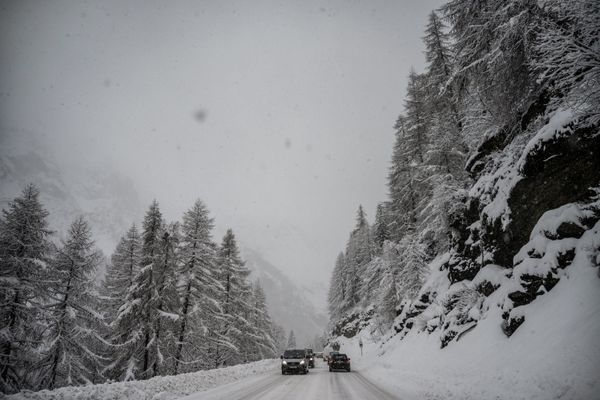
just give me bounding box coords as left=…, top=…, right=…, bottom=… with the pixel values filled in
left=423, top=10, right=467, bottom=177
left=441, top=0, right=539, bottom=128
left=388, top=117, right=412, bottom=241
left=247, top=282, right=277, bottom=360
left=137, top=200, right=164, bottom=379
left=37, top=217, right=104, bottom=390
left=403, top=70, right=430, bottom=163
left=110, top=201, right=164, bottom=380
left=271, top=323, right=287, bottom=355
left=346, top=206, right=374, bottom=307
left=327, top=252, right=346, bottom=321
left=397, top=232, right=428, bottom=300
left=102, top=224, right=141, bottom=324
left=287, top=330, right=296, bottom=348
left=373, top=203, right=391, bottom=250
left=424, top=11, right=455, bottom=104
left=102, top=225, right=144, bottom=381
left=174, top=199, right=220, bottom=374
left=213, top=229, right=252, bottom=366
left=533, top=0, right=600, bottom=125
left=378, top=266, right=400, bottom=328
left=0, top=184, right=52, bottom=393
left=388, top=116, right=428, bottom=242
left=152, top=223, right=181, bottom=376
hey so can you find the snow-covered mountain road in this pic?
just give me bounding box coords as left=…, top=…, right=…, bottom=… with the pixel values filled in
left=180, top=359, right=399, bottom=400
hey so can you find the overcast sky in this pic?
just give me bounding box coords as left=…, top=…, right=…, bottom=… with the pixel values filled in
left=1, top=0, right=443, bottom=293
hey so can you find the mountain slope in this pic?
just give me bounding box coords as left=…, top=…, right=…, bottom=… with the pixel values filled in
left=0, top=145, right=142, bottom=264
left=243, top=248, right=328, bottom=347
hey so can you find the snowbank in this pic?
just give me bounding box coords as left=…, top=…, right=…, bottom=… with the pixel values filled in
left=9, top=360, right=278, bottom=400
left=331, top=214, right=600, bottom=400
left=334, top=246, right=600, bottom=400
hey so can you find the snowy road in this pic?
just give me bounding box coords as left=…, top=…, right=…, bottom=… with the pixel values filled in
left=180, top=359, right=400, bottom=400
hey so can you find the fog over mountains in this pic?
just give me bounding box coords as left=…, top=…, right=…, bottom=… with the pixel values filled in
left=0, top=143, right=141, bottom=263
left=244, top=248, right=328, bottom=346
left=0, top=142, right=327, bottom=343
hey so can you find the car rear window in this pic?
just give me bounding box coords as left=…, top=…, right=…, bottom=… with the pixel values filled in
left=333, top=354, right=347, bottom=360
left=283, top=349, right=305, bottom=358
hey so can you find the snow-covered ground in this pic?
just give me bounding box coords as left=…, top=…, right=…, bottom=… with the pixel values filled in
left=334, top=249, right=600, bottom=400
left=8, top=360, right=278, bottom=400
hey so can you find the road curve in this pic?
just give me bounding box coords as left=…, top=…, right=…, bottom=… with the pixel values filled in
left=180, top=359, right=400, bottom=400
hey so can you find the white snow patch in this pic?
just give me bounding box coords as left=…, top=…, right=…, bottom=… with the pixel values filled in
left=517, top=108, right=575, bottom=171
left=333, top=219, right=600, bottom=400
left=529, top=202, right=594, bottom=240
left=472, top=264, right=510, bottom=287
left=9, top=359, right=278, bottom=400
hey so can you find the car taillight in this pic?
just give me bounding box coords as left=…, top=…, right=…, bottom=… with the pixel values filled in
left=347, top=358, right=351, bottom=361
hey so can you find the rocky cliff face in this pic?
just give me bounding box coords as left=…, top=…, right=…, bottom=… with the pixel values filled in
left=413, top=102, right=599, bottom=344
left=473, top=122, right=600, bottom=268
left=330, top=91, right=600, bottom=348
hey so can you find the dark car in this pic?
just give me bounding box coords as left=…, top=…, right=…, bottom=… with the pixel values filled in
left=305, top=348, right=315, bottom=368
left=281, top=349, right=309, bottom=375
left=329, top=353, right=351, bottom=372
left=326, top=351, right=339, bottom=365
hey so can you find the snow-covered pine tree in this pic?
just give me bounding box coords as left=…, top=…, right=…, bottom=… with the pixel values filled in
left=271, top=323, right=287, bottom=355
left=358, top=256, right=386, bottom=309
left=387, top=114, right=430, bottom=242
left=387, top=116, right=412, bottom=241
left=422, top=10, right=467, bottom=178
left=36, top=216, right=104, bottom=390
left=213, top=229, right=253, bottom=366
left=342, top=206, right=374, bottom=311
left=245, top=282, right=277, bottom=361
left=152, top=223, right=181, bottom=376
left=256, top=283, right=277, bottom=357
left=174, top=199, right=220, bottom=374
left=397, top=231, right=428, bottom=300
left=84, top=281, right=110, bottom=386
left=403, top=69, right=430, bottom=164
left=441, top=0, right=540, bottom=129
left=286, top=330, right=296, bottom=348
left=372, top=203, right=391, bottom=250
left=533, top=0, right=600, bottom=126
left=101, top=226, right=144, bottom=381
left=327, top=252, right=346, bottom=321
left=0, top=184, right=52, bottom=393
left=110, top=200, right=164, bottom=381
left=423, top=10, right=457, bottom=111
left=102, top=224, right=141, bottom=326
left=138, top=201, right=164, bottom=379
left=377, top=263, right=400, bottom=330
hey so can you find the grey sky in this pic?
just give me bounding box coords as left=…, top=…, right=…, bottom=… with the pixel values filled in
left=1, top=0, right=443, bottom=293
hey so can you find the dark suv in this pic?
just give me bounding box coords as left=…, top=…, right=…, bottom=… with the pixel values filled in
left=329, top=353, right=351, bottom=372
left=281, top=349, right=309, bottom=375
left=305, top=348, right=315, bottom=368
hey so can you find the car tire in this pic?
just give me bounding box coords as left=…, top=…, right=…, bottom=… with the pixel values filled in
left=329, top=367, right=332, bottom=372
left=347, top=367, right=351, bottom=372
